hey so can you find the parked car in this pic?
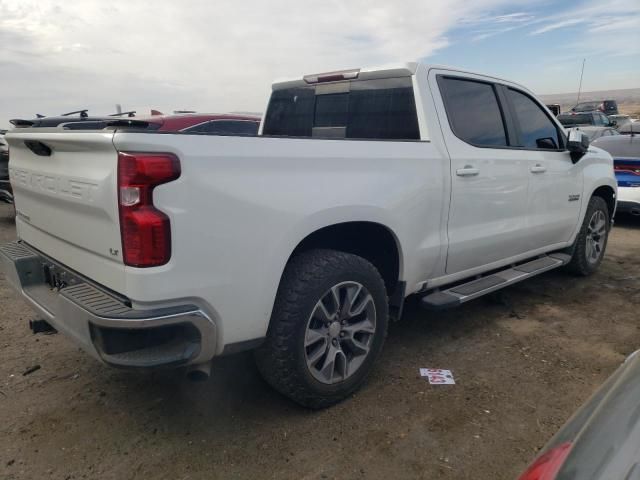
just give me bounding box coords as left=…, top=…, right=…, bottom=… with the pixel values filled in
left=0, top=131, right=11, bottom=204
left=546, top=104, right=561, bottom=116
left=571, top=126, right=620, bottom=141
left=609, top=114, right=632, bottom=130
left=618, top=122, right=640, bottom=135
left=10, top=111, right=260, bottom=135
left=518, top=350, right=640, bottom=480
left=571, top=99, right=618, bottom=115
left=151, top=113, right=260, bottom=135
left=558, top=111, right=614, bottom=128
left=9, top=109, right=135, bottom=129
left=592, top=133, right=640, bottom=216
left=0, top=63, right=616, bottom=408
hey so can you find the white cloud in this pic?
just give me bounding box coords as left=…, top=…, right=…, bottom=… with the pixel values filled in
left=0, top=0, right=637, bottom=126
left=494, top=12, right=535, bottom=22
left=530, top=18, right=585, bottom=35
left=0, top=0, right=527, bottom=126
left=529, top=0, right=640, bottom=37
left=527, top=0, right=640, bottom=70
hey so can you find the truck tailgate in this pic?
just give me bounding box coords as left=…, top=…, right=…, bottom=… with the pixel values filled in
left=6, top=131, right=125, bottom=292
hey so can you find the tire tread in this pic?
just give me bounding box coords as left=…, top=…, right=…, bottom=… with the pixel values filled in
left=255, top=249, right=388, bottom=409
left=566, top=196, right=610, bottom=276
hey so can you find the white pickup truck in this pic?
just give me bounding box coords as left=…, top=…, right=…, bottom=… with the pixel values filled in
left=1, top=63, right=617, bottom=408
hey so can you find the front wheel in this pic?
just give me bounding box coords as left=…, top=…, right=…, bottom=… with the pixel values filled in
left=566, top=196, right=610, bottom=276
left=255, top=249, right=389, bottom=409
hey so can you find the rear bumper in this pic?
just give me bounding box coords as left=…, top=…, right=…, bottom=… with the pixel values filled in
left=617, top=186, right=640, bottom=215
left=0, top=240, right=217, bottom=368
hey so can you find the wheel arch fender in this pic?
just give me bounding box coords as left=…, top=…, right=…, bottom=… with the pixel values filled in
left=260, top=206, right=405, bottom=333
left=570, top=154, right=617, bottom=244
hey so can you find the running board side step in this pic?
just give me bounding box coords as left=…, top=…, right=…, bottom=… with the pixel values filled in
left=421, top=253, right=571, bottom=310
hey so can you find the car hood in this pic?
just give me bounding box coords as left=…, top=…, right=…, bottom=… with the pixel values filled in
left=555, top=351, right=640, bottom=479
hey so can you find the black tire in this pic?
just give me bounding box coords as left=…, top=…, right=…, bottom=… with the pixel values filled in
left=255, top=249, right=389, bottom=409
left=566, top=196, right=610, bottom=276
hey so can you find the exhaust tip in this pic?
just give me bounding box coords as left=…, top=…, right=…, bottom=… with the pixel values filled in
left=186, top=363, right=211, bottom=382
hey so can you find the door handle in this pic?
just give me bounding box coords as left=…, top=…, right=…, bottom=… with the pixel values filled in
left=530, top=164, right=547, bottom=173
left=456, top=165, right=479, bottom=177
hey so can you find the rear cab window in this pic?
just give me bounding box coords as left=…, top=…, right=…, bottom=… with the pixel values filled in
left=262, top=77, right=420, bottom=141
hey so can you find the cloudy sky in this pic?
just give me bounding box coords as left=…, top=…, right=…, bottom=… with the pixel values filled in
left=1, top=0, right=639, bottom=128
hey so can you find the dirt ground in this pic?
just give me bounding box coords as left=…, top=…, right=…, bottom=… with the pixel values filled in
left=0, top=203, right=639, bottom=480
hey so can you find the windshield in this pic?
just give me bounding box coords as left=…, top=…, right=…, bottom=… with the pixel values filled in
left=558, top=114, right=592, bottom=126
left=573, top=102, right=600, bottom=112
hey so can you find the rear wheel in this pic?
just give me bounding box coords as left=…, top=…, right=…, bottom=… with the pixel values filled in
left=566, top=196, right=610, bottom=276
left=255, top=249, right=388, bottom=409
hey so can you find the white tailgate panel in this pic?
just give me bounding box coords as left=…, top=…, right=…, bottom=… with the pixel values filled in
left=7, top=131, right=125, bottom=291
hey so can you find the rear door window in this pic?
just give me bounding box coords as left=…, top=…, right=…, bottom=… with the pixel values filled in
left=262, top=78, right=420, bottom=140
left=506, top=88, right=561, bottom=149
left=437, top=76, right=507, bottom=147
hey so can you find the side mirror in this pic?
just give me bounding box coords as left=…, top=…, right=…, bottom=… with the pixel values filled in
left=536, top=137, right=558, bottom=149
left=567, top=129, right=589, bottom=163
left=609, top=120, right=617, bottom=127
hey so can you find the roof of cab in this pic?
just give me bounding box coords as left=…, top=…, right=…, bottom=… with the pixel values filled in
left=271, top=62, right=530, bottom=94
left=271, top=62, right=419, bottom=90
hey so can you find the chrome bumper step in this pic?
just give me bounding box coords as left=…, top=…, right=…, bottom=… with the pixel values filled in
left=421, top=253, right=571, bottom=310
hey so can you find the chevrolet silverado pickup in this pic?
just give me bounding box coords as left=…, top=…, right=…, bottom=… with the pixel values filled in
left=1, top=63, right=617, bottom=408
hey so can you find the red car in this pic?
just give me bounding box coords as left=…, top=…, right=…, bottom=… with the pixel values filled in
left=518, top=351, right=640, bottom=480
left=148, top=113, right=261, bottom=135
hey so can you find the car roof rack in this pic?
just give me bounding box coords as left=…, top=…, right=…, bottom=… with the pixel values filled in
left=60, top=109, right=89, bottom=118
left=109, top=111, right=137, bottom=118
left=9, top=119, right=35, bottom=127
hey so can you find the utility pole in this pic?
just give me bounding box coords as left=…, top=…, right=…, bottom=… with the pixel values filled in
left=576, top=58, right=586, bottom=105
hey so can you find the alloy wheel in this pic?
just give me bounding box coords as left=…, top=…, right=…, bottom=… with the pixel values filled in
left=585, top=210, right=607, bottom=264
left=304, top=281, right=377, bottom=384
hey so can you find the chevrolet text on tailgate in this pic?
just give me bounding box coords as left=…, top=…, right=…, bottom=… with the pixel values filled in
left=1, top=63, right=617, bottom=408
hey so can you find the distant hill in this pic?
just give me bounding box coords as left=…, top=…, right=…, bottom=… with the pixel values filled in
left=538, top=88, right=640, bottom=116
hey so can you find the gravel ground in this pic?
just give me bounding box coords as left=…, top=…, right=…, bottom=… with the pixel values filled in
left=1, top=203, right=639, bottom=480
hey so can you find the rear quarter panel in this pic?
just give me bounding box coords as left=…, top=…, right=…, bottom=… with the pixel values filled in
left=113, top=132, right=449, bottom=350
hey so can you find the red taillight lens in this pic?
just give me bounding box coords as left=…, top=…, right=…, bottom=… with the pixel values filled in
left=517, top=442, right=573, bottom=480
left=117, top=152, right=180, bottom=267
left=614, top=164, right=640, bottom=175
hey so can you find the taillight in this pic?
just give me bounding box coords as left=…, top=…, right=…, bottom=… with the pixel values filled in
left=517, top=442, right=573, bottom=480
left=117, top=152, right=180, bottom=267
left=614, top=164, right=640, bottom=175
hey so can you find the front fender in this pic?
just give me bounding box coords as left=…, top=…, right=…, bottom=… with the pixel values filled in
left=570, top=147, right=617, bottom=244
